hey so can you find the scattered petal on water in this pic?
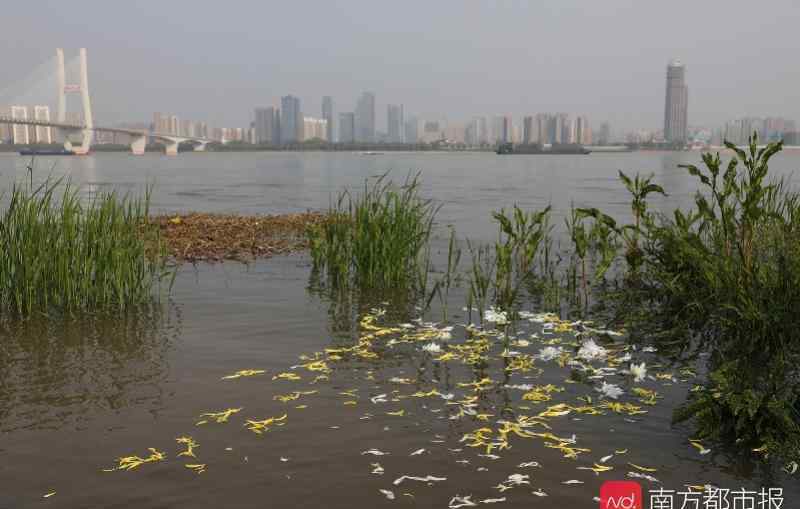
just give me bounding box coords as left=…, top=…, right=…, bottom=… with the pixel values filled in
left=628, top=463, right=657, bottom=473
left=628, top=471, right=660, bottom=483
left=221, top=369, right=265, bottom=380
left=185, top=463, right=206, bottom=474
left=371, top=463, right=385, bottom=475
left=362, top=449, right=390, bottom=456
left=43, top=492, right=56, bottom=498
left=449, top=495, right=477, bottom=508
left=689, top=440, right=711, bottom=455
left=630, top=362, right=647, bottom=383
left=410, top=448, right=426, bottom=456
left=272, top=372, right=302, bottom=381
left=197, top=408, right=242, bottom=425
left=481, top=497, right=506, bottom=504
left=597, top=382, right=624, bottom=400
left=379, top=489, right=395, bottom=500
left=176, top=436, right=199, bottom=458
left=562, top=480, right=584, bottom=485
left=393, top=475, right=447, bottom=486
left=244, top=413, right=287, bottom=435
left=105, top=448, right=166, bottom=472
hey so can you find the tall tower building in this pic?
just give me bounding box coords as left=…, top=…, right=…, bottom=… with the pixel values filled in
left=280, top=95, right=303, bottom=144
left=339, top=112, right=355, bottom=143
left=354, top=92, right=375, bottom=143
left=322, top=96, right=334, bottom=142
left=387, top=104, right=404, bottom=143
left=664, top=59, right=689, bottom=143
left=255, top=107, right=279, bottom=144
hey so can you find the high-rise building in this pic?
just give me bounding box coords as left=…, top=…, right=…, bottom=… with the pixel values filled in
left=197, top=122, right=209, bottom=139
left=10, top=106, right=29, bottom=144
left=169, top=115, right=179, bottom=136
left=255, top=107, right=280, bottom=144
left=303, top=117, right=328, bottom=141
left=181, top=119, right=196, bottom=138
left=574, top=116, right=591, bottom=145
left=280, top=95, right=303, bottom=144
left=535, top=114, right=551, bottom=144
left=322, top=96, right=334, bottom=142
left=153, top=112, right=170, bottom=133
left=490, top=115, right=512, bottom=144
left=404, top=116, right=419, bottom=144
left=387, top=104, right=404, bottom=143
left=354, top=92, right=375, bottom=143
left=522, top=116, right=535, bottom=144
left=339, top=112, right=355, bottom=143
left=664, top=59, right=689, bottom=143
left=597, top=122, right=611, bottom=145
left=422, top=120, right=442, bottom=143
left=33, top=106, right=52, bottom=144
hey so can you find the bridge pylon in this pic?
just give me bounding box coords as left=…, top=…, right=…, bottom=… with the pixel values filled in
left=56, top=48, right=94, bottom=155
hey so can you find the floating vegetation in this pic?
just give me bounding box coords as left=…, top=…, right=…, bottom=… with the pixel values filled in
left=0, top=168, right=170, bottom=316
left=156, top=211, right=325, bottom=262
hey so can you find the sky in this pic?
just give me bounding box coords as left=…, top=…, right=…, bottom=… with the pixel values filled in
left=3, top=0, right=799, bottom=133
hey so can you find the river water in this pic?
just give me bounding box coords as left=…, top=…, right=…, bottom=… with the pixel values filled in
left=1, top=151, right=798, bottom=508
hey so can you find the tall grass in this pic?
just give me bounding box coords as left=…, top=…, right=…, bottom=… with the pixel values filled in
left=308, top=173, right=439, bottom=293
left=0, top=168, right=171, bottom=316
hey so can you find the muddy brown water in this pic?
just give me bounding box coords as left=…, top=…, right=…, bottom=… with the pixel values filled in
left=1, top=151, right=798, bottom=508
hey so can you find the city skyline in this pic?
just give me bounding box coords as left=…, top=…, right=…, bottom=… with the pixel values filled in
left=3, top=1, right=799, bottom=131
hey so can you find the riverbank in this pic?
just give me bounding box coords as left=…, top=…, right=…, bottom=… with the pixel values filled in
left=155, top=211, right=325, bottom=262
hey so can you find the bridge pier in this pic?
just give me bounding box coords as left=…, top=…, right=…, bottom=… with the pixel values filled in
left=130, top=134, right=146, bottom=155
left=164, top=140, right=179, bottom=156
left=193, top=141, right=210, bottom=152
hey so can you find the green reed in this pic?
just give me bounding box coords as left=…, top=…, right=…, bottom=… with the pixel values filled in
left=308, top=172, right=439, bottom=293
left=0, top=170, right=171, bottom=317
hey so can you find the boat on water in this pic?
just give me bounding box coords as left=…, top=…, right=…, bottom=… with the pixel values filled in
left=19, top=148, right=77, bottom=156
left=496, top=142, right=591, bottom=155
left=359, top=151, right=384, bottom=155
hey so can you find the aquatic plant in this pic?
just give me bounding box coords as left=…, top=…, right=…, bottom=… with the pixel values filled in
left=630, top=134, right=800, bottom=459
left=308, top=172, right=439, bottom=293
left=0, top=167, right=171, bottom=316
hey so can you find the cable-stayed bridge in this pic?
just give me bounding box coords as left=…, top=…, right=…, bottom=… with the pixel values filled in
left=0, top=49, right=215, bottom=155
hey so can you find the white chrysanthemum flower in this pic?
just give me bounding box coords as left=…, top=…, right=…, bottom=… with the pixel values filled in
left=538, top=346, right=565, bottom=361
left=597, top=381, right=624, bottom=399
left=630, top=362, right=647, bottom=383
left=422, top=342, right=442, bottom=354
left=484, top=307, right=508, bottom=325
left=577, top=338, right=608, bottom=361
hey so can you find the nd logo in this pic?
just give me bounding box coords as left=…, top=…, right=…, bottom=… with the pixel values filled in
left=600, top=481, right=642, bottom=509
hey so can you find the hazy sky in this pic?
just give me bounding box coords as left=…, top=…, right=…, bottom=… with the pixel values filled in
left=3, top=0, right=799, bottom=133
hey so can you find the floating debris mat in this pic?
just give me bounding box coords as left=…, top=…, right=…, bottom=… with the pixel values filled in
left=154, top=212, right=326, bottom=262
